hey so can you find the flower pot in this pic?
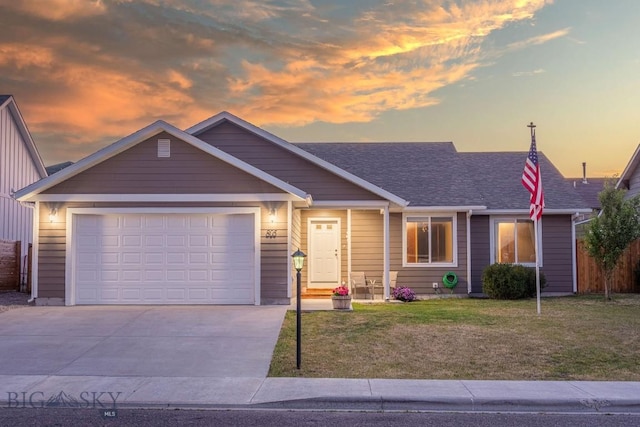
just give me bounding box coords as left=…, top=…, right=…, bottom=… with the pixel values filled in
left=331, top=295, right=351, bottom=310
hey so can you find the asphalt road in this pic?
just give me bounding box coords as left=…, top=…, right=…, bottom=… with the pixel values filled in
left=1, top=408, right=639, bottom=427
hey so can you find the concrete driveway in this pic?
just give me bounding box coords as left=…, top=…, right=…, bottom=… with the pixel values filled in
left=0, top=305, right=287, bottom=378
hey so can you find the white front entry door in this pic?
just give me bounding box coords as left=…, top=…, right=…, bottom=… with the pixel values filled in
left=308, top=219, right=340, bottom=288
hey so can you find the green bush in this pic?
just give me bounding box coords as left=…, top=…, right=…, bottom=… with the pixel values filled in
left=481, top=263, right=546, bottom=300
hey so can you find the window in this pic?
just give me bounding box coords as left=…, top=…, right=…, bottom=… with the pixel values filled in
left=404, top=215, right=456, bottom=266
left=492, top=218, right=541, bottom=265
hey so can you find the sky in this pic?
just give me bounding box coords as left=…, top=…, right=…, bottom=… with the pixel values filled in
left=1, top=0, right=639, bottom=178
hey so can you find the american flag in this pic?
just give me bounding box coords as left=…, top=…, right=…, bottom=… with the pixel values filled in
left=521, top=132, right=544, bottom=220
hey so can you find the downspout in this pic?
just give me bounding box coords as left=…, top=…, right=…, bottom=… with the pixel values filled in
left=572, top=212, right=579, bottom=294
left=467, top=210, right=472, bottom=294
left=383, top=205, right=390, bottom=301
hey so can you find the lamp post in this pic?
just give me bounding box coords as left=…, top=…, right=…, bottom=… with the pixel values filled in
left=291, top=248, right=306, bottom=369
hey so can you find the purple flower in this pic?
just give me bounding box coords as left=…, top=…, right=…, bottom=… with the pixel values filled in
left=392, top=286, right=416, bottom=302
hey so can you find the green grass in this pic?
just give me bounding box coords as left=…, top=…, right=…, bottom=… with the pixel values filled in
left=269, top=295, right=640, bottom=380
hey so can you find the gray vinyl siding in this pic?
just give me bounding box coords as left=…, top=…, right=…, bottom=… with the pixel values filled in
left=349, top=211, right=468, bottom=296
left=469, top=214, right=574, bottom=294
left=291, top=208, right=302, bottom=297
left=350, top=210, right=383, bottom=281
left=196, top=122, right=385, bottom=201
left=1, top=105, right=44, bottom=260
left=539, top=215, right=574, bottom=293
left=299, top=209, right=349, bottom=287
left=36, top=201, right=291, bottom=303
left=470, top=215, right=490, bottom=293
left=385, top=212, right=468, bottom=296
left=37, top=205, right=65, bottom=298
left=42, top=132, right=284, bottom=195
left=625, top=166, right=640, bottom=200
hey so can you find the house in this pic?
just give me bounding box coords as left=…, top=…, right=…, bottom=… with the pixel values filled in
left=14, top=112, right=590, bottom=306
left=616, top=144, right=640, bottom=199
left=0, top=95, right=47, bottom=289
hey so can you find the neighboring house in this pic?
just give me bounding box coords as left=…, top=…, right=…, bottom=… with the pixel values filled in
left=15, top=112, right=590, bottom=306
left=566, top=163, right=608, bottom=237
left=616, top=144, right=640, bottom=199
left=0, top=95, right=47, bottom=287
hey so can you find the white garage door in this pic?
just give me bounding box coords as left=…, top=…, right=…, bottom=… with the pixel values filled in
left=72, top=213, right=256, bottom=304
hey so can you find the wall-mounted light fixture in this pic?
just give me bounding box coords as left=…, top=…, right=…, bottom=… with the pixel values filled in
left=269, top=208, right=277, bottom=224
left=49, top=208, right=58, bottom=223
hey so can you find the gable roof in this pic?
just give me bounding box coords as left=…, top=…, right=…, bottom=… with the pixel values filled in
left=187, top=112, right=408, bottom=207
left=297, top=142, right=589, bottom=212
left=0, top=95, right=47, bottom=178
left=14, top=120, right=310, bottom=202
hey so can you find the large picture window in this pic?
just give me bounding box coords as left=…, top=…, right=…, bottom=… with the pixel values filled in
left=493, top=218, right=540, bottom=265
left=404, top=215, right=455, bottom=266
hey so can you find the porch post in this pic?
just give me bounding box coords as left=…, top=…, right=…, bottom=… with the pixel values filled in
left=383, top=204, right=390, bottom=301
left=347, top=209, right=352, bottom=285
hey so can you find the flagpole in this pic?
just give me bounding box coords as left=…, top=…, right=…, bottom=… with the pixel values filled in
left=534, top=216, right=541, bottom=315
left=526, top=122, right=542, bottom=315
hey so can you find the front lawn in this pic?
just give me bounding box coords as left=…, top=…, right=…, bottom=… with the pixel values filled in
left=269, top=295, right=640, bottom=380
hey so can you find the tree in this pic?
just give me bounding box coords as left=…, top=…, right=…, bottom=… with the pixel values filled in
left=584, top=183, right=640, bottom=300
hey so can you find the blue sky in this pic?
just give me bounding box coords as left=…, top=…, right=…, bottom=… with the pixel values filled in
left=1, top=0, right=638, bottom=178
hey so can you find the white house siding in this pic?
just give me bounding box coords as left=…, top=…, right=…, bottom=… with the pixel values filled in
left=0, top=105, right=43, bottom=264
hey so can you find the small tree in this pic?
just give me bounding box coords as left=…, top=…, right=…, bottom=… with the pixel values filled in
left=584, top=183, right=640, bottom=300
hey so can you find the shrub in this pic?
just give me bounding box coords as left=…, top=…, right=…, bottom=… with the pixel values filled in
left=481, top=263, right=546, bottom=300
left=393, top=286, right=417, bottom=302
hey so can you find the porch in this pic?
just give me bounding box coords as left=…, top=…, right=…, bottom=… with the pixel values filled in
left=292, top=207, right=392, bottom=301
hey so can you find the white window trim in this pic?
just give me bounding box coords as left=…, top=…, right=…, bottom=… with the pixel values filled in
left=402, top=212, right=458, bottom=268
left=489, top=216, right=543, bottom=267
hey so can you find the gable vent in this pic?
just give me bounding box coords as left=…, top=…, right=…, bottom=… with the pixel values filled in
left=157, top=139, right=170, bottom=158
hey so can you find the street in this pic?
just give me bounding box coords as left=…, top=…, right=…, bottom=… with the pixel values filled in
left=1, top=408, right=639, bottom=427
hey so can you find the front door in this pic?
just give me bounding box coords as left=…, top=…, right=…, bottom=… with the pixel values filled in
left=308, top=219, right=340, bottom=289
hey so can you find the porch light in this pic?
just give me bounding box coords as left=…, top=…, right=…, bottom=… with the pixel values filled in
left=49, top=208, right=57, bottom=223
left=269, top=208, right=277, bottom=224
left=292, top=248, right=306, bottom=271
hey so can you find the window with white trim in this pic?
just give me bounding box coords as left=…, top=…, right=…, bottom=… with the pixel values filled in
left=492, top=218, right=542, bottom=265
left=404, top=215, right=456, bottom=266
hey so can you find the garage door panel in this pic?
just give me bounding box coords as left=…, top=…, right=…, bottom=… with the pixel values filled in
left=122, top=253, right=140, bottom=264
left=100, top=270, right=119, bottom=282
left=73, top=213, right=256, bottom=305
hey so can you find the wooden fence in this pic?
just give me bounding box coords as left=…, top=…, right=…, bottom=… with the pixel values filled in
left=576, top=239, right=640, bottom=293
left=0, top=240, right=20, bottom=291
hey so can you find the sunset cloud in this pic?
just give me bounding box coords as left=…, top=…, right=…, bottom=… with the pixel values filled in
left=0, top=0, right=564, bottom=163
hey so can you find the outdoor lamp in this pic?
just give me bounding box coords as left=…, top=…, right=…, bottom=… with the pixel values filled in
left=291, top=248, right=306, bottom=369
left=292, top=248, right=306, bottom=271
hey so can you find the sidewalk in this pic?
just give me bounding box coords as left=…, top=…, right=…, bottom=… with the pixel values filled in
left=3, top=375, right=640, bottom=413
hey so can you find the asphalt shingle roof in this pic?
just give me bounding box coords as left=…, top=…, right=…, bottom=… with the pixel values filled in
left=0, top=95, right=11, bottom=104
left=566, top=178, right=607, bottom=210
left=296, top=142, right=588, bottom=210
